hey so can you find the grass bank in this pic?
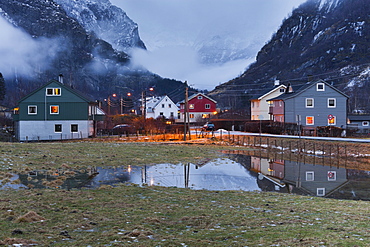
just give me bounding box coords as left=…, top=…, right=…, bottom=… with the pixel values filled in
left=0, top=141, right=370, bottom=246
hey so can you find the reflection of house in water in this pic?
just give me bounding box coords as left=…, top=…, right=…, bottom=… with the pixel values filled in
left=283, top=161, right=348, bottom=197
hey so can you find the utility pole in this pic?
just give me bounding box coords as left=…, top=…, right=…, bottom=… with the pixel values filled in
left=183, top=83, right=188, bottom=141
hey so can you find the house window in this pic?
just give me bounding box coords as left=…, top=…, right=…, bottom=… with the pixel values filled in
left=328, top=171, right=337, bottom=181
left=189, top=104, right=194, bottom=109
left=328, top=98, right=336, bottom=108
left=162, top=104, right=165, bottom=108
left=189, top=114, right=194, bottom=119
left=328, top=115, right=336, bottom=125
left=306, top=171, right=314, bottom=181
left=160, top=112, right=164, bottom=116
left=202, top=114, right=210, bottom=118
left=46, top=88, right=61, bottom=96
left=317, top=83, right=325, bottom=91
left=50, top=105, right=59, bottom=114
left=205, top=104, right=211, bottom=109
left=168, top=104, right=171, bottom=108
left=306, top=116, right=314, bottom=125
left=55, top=124, right=62, bottom=133
left=170, top=112, right=174, bottom=117
left=28, top=105, right=37, bottom=115
left=362, top=121, right=369, bottom=127
left=305, top=98, right=314, bottom=108
left=198, top=96, right=203, bottom=99
left=71, top=124, right=78, bottom=133
left=317, top=188, right=325, bottom=196
left=280, top=88, right=285, bottom=93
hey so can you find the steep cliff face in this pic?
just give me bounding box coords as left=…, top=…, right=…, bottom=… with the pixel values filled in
left=0, top=0, right=186, bottom=105
left=54, top=0, right=146, bottom=52
left=211, top=0, right=370, bottom=113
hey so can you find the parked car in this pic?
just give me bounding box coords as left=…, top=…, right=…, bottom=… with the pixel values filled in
left=111, top=124, right=135, bottom=135
left=202, top=122, right=215, bottom=131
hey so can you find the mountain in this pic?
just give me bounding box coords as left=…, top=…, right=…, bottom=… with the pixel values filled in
left=210, top=0, right=370, bottom=114
left=0, top=0, right=187, bottom=106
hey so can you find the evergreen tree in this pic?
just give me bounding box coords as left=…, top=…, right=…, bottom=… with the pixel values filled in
left=0, top=73, right=5, bottom=102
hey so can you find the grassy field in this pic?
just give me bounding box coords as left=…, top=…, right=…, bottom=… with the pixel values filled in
left=1, top=141, right=370, bottom=246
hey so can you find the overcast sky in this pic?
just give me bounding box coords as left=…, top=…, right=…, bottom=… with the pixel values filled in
left=111, top=0, right=307, bottom=90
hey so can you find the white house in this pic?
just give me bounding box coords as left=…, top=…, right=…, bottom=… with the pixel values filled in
left=145, top=95, right=178, bottom=119
left=250, top=83, right=287, bottom=120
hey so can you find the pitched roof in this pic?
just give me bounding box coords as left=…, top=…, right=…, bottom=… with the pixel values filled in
left=179, top=93, right=217, bottom=104
left=250, top=84, right=287, bottom=101
left=269, top=80, right=349, bottom=101
left=18, top=79, right=94, bottom=103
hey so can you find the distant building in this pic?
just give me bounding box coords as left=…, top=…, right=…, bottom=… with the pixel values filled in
left=13, top=77, right=105, bottom=141
left=250, top=82, right=286, bottom=120
left=178, top=93, right=217, bottom=123
left=145, top=95, right=178, bottom=119
left=269, top=80, right=349, bottom=128
left=347, top=114, right=370, bottom=134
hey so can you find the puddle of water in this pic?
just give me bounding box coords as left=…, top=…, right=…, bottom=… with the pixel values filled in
left=2, top=155, right=370, bottom=201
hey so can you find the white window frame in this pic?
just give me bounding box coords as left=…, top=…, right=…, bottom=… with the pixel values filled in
left=328, top=115, right=336, bottom=125
left=306, top=171, right=314, bottom=181
left=317, top=83, right=325, bottom=91
left=306, top=116, right=314, bottom=125
left=362, top=121, right=369, bottom=127
left=46, top=88, right=61, bottom=96
left=189, top=104, right=194, bottom=109
left=54, top=124, right=62, bottom=133
left=198, top=96, right=203, bottom=99
left=28, top=105, right=37, bottom=115
left=328, top=171, right=337, bottom=181
left=328, top=98, right=336, bottom=108
left=317, top=188, right=325, bottom=196
left=305, top=98, right=314, bottom=108
left=50, top=105, right=59, bottom=114
left=205, top=104, right=211, bottom=109
left=71, top=124, right=78, bottom=133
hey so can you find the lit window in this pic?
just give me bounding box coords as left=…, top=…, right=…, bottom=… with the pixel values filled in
left=28, top=105, right=37, bottom=115
left=306, top=98, right=314, bottom=108
left=328, top=115, right=336, bottom=125
left=317, top=83, right=325, bottom=91
left=202, top=114, right=210, bottom=118
left=306, top=116, right=314, bottom=125
left=328, top=98, right=336, bottom=108
left=189, top=114, right=194, bottom=118
left=50, top=105, right=59, bottom=114
left=205, top=104, right=211, bottom=109
left=328, top=171, right=336, bottom=181
left=306, top=171, right=314, bottom=181
left=55, top=124, right=62, bottom=133
left=46, top=88, right=61, bottom=96
left=317, top=188, right=325, bottom=196
left=189, top=104, right=194, bottom=109
left=71, top=124, right=78, bottom=133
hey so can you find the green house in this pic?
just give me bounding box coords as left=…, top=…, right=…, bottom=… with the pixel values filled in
left=13, top=78, right=105, bottom=141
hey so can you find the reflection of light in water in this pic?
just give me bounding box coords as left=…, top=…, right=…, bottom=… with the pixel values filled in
left=150, top=177, right=154, bottom=186
left=128, top=165, right=132, bottom=173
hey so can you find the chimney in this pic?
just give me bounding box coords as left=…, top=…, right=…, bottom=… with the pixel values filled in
left=286, top=83, right=294, bottom=93
left=274, top=80, right=280, bottom=86
left=58, top=74, right=64, bottom=84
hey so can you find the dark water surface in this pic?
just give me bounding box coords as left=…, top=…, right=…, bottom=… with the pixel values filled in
left=3, top=153, right=370, bottom=201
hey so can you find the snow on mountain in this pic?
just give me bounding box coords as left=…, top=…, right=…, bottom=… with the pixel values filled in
left=54, top=0, right=145, bottom=52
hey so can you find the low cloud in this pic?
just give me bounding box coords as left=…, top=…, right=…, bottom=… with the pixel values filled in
left=130, top=47, right=254, bottom=90
left=0, top=16, right=65, bottom=79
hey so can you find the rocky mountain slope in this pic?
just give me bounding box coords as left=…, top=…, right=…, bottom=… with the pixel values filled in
left=210, top=0, right=370, bottom=114
left=0, top=0, right=187, bottom=106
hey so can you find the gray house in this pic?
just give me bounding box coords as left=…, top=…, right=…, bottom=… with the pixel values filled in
left=269, top=80, right=349, bottom=128
left=347, top=114, right=370, bottom=134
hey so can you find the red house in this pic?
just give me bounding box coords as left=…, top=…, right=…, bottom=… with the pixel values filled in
left=178, top=93, right=217, bottom=123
